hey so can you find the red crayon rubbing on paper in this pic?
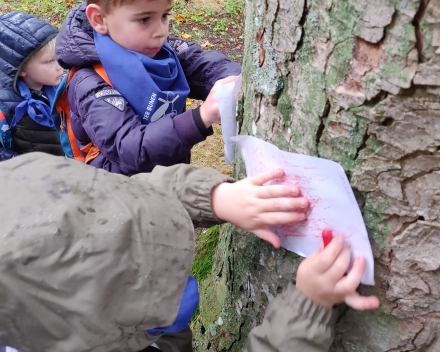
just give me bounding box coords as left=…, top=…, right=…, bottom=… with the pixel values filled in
left=322, top=229, right=333, bottom=248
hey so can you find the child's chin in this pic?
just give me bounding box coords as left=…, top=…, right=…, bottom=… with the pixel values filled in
left=144, top=52, right=157, bottom=59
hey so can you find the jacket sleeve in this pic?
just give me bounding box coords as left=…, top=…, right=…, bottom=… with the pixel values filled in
left=246, top=283, right=336, bottom=352
left=0, top=147, right=18, bottom=161
left=132, top=164, right=234, bottom=228
left=67, top=69, right=212, bottom=175
left=168, top=37, right=242, bottom=100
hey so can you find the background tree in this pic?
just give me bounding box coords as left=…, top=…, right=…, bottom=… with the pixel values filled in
left=192, top=0, right=440, bottom=351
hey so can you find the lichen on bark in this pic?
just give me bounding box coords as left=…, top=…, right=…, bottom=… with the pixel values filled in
left=193, top=0, right=440, bottom=351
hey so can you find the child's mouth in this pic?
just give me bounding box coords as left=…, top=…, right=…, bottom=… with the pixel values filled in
left=149, top=47, right=161, bottom=53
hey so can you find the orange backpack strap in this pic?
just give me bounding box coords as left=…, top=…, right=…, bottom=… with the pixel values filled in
left=56, top=64, right=112, bottom=164
left=93, top=63, right=113, bottom=87
left=76, top=64, right=113, bottom=164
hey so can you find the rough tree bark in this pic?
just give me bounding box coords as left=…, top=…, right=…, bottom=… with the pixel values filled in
left=192, top=0, right=440, bottom=351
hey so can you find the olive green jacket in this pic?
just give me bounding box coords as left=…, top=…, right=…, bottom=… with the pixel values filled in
left=247, top=283, right=336, bottom=352
left=0, top=153, right=336, bottom=352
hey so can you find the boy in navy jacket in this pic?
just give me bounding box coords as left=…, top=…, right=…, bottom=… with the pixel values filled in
left=55, top=0, right=241, bottom=175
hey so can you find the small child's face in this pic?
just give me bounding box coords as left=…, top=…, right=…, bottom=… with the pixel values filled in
left=20, top=49, right=64, bottom=89
left=104, top=0, right=172, bottom=58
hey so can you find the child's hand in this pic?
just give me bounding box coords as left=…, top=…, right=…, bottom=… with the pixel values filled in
left=296, top=236, right=380, bottom=310
left=211, top=169, right=309, bottom=248
left=200, top=76, right=239, bottom=127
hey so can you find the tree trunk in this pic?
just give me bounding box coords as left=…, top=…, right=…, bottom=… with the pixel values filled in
left=192, top=0, right=440, bottom=351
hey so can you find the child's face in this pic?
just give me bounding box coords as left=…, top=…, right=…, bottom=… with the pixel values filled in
left=103, top=0, right=172, bottom=58
left=20, top=49, right=63, bottom=90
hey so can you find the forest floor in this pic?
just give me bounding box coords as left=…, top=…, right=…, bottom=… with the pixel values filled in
left=0, top=0, right=245, bottom=175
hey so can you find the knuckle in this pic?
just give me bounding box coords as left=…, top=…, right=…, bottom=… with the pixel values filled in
left=297, top=265, right=310, bottom=278
left=339, top=282, right=356, bottom=295
left=319, top=259, right=332, bottom=269
left=271, top=199, right=282, bottom=211
left=282, top=185, right=291, bottom=194
left=293, top=212, right=306, bottom=221
left=335, top=260, right=349, bottom=273
left=292, top=198, right=305, bottom=209
left=290, top=186, right=300, bottom=195
left=334, top=285, right=347, bottom=296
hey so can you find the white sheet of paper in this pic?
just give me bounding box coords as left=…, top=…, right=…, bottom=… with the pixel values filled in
left=232, top=135, right=375, bottom=285
left=215, top=74, right=242, bottom=165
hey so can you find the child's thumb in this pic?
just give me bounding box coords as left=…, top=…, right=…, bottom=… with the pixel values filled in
left=252, top=226, right=281, bottom=248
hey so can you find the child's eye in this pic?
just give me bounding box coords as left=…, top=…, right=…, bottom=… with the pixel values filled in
left=139, top=17, right=150, bottom=24
left=162, top=13, right=170, bottom=19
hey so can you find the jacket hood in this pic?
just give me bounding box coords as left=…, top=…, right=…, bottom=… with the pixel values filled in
left=0, top=12, right=58, bottom=93
left=56, top=2, right=100, bottom=69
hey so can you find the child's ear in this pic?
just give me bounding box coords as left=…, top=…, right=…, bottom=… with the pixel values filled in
left=18, top=70, right=27, bottom=78
left=86, top=4, right=109, bottom=35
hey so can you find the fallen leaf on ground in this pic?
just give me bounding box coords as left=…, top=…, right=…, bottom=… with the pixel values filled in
left=201, top=40, right=214, bottom=48
left=182, top=33, right=191, bottom=39
left=174, top=15, right=185, bottom=21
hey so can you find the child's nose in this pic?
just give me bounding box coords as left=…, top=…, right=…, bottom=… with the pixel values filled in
left=153, top=23, right=167, bottom=38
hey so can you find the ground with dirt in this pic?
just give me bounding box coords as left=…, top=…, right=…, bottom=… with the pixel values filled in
left=171, top=0, right=244, bottom=63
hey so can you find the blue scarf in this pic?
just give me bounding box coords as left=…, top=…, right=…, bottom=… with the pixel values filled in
left=94, top=31, right=190, bottom=125
left=10, top=80, right=57, bottom=129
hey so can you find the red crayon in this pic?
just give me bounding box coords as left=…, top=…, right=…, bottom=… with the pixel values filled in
left=322, top=229, right=333, bottom=248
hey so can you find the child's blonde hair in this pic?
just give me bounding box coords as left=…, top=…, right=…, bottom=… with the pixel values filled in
left=20, top=37, right=57, bottom=73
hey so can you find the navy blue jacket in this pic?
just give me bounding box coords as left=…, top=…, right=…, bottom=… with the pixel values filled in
left=0, top=11, right=64, bottom=160
left=56, top=2, right=241, bottom=176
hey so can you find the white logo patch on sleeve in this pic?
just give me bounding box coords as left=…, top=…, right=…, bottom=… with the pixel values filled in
left=176, top=42, right=189, bottom=54
left=95, top=89, right=121, bottom=99
left=104, top=97, right=125, bottom=111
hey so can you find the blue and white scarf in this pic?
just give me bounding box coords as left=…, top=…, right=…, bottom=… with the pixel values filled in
left=94, top=31, right=190, bottom=125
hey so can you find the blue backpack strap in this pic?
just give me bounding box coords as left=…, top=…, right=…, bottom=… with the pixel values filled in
left=51, top=73, right=74, bottom=158
left=0, top=109, right=14, bottom=150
